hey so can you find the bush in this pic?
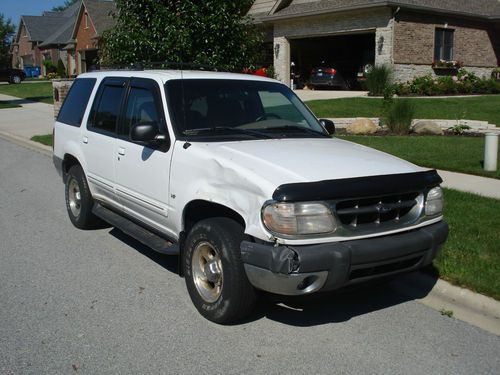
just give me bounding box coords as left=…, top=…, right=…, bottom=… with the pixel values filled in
left=390, top=69, right=500, bottom=96
left=385, top=99, right=415, bottom=134
left=56, top=59, right=66, bottom=78
left=365, top=65, right=392, bottom=96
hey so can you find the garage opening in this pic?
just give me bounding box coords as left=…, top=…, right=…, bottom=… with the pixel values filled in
left=290, top=32, right=375, bottom=90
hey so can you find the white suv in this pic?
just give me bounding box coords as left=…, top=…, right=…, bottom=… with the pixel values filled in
left=53, top=70, right=448, bottom=323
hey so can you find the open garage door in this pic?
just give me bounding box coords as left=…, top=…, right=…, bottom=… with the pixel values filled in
left=290, top=32, right=375, bottom=90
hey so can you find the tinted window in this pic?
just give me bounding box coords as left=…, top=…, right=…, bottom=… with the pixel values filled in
left=121, top=86, right=160, bottom=137
left=165, top=79, right=323, bottom=137
left=57, top=78, right=96, bottom=126
left=91, top=85, right=125, bottom=134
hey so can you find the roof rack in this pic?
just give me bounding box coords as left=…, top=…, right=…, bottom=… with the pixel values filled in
left=96, top=61, right=229, bottom=72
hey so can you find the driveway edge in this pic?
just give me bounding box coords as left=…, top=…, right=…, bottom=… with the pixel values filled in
left=392, top=272, right=500, bottom=336
left=0, top=131, right=52, bottom=157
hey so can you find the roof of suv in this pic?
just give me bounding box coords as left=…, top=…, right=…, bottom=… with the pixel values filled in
left=77, top=70, right=278, bottom=84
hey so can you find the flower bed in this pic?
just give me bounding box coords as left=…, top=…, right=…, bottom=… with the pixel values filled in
left=388, top=69, right=500, bottom=96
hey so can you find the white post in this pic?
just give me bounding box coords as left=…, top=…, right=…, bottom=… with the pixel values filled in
left=484, top=133, right=499, bottom=171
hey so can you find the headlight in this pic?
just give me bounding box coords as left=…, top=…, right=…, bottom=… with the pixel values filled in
left=262, top=202, right=336, bottom=236
left=425, top=187, right=443, bottom=216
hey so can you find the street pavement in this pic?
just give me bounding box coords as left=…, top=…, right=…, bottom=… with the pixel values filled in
left=1, top=138, right=499, bottom=374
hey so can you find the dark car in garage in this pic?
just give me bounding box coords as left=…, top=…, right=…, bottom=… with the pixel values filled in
left=309, top=64, right=349, bottom=90
left=0, top=66, right=26, bottom=84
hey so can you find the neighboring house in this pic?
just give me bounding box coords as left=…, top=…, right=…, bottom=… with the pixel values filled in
left=10, top=0, right=115, bottom=77
left=11, top=3, right=80, bottom=74
left=248, top=0, right=500, bottom=85
left=65, top=0, right=116, bottom=75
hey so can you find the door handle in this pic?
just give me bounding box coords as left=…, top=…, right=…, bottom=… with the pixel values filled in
left=118, top=147, right=126, bottom=156
left=82, top=136, right=88, bottom=144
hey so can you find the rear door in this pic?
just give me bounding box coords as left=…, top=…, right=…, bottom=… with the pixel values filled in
left=83, top=77, right=127, bottom=211
left=114, top=78, right=174, bottom=237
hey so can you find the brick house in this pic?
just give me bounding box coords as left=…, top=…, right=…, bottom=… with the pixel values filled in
left=10, top=0, right=115, bottom=77
left=248, top=0, right=500, bottom=86
left=65, top=0, right=116, bottom=75
left=11, top=4, right=80, bottom=73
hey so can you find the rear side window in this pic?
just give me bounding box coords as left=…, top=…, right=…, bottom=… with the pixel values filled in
left=57, top=78, right=96, bottom=126
left=90, top=83, right=126, bottom=134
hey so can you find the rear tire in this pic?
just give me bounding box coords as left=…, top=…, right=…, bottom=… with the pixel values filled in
left=10, top=75, right=21, bottom=84
left=65, top=165, right=100, bottom=229
left=184, top=218, right=256, bottom=324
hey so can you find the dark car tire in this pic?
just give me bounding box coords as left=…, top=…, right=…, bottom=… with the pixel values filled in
left=65, top=165, right=100, bottom=229
left=10, top=75, right=22, bottom=84
left=184, top=217, right=256, bottom=324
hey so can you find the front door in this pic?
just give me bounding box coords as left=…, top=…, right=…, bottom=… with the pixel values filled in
left=114, top=78, right=174, bottom=238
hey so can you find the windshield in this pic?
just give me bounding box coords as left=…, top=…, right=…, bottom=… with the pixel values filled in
left=165, top=79, right=327, bottom=140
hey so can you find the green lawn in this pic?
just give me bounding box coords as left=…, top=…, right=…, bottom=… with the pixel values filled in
left=436, top=189, right=500, bottom=300
left=307, top=95, right=500, bottom=127
left=0, top=82, right=53, bottom=104
left=0, top=101, right=21, bottom=109
left=339, top=135, right=500, bottom=179
left=31, top=134, right=53, bottom=146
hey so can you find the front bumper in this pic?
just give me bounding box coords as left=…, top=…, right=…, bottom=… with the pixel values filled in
left=241, top=221, right=448, bottom=296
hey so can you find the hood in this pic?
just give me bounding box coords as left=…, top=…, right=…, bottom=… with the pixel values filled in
left=190, top=137, right=424, bottom=188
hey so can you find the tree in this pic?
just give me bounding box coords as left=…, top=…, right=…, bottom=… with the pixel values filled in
left=100, top=0, right=263, bottom=71
left=52, top=0, right=79, bottom=12
left=0, top=13, right=15, bottom=67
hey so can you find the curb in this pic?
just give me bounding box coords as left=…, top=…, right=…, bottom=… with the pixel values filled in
left=392, top=272, right=500, bottom=336
left=0, top=131, right=52, bottom=157
left=1, top=134, right=499, bottom=335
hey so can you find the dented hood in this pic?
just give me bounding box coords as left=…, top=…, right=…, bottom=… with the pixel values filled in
left=197, top=137, right=424, bottom=188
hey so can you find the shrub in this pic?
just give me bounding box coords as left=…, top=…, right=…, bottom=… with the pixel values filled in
left=56, top=59, right=66, bottom=78
left=385, top=99, right=415, bottom=134
left=365, top=65, right=392, bottom=96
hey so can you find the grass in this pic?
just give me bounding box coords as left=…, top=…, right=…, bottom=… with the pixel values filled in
left=307, top=95, right=500, bottom=127
left=0, top=101, right=21, bottom=109
left=31, top=134, right=53, bottom=146
left=339, top=135, right=500, bottom=179
left=435, top=189, right=500, bottom=300
left=0, top=82, right=53, bottom=104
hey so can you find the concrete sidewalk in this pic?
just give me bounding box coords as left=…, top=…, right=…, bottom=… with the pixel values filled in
left=1, top=94, right=499, bottom=200
left=0, top=93, right=53, bottom=139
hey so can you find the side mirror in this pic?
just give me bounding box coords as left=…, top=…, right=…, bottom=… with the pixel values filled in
left=130, top=122, right=162, bottom=143
left=319, top=119, right=336, bottom=135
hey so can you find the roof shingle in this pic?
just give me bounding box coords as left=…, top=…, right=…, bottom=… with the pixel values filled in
left=267, top=0, right=500, bottom=20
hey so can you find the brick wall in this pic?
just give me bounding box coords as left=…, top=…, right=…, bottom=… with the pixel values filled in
left=272, top=8, right=393, bottom=85
left=12, top=22, right=43, bottom=68
left=75, top=10, right=97, bottom=48
left=52, top=79, right=74, bottom=119
left=394, top=11, right=498, bottom=68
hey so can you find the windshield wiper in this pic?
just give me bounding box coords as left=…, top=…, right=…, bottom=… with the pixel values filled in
left=267, top=125, right=330, bottom=138
left=183, top=126, right=273, bottom=139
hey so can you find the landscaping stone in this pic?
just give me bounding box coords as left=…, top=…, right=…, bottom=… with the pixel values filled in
left=412, top=120, right=444, bottom=135
left=346, top=118, right=379, bottom=134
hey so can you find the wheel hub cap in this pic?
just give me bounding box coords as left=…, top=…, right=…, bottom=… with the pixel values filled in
left=68, top=178, right=81, bottom=218
left=192, top=242, right=223, bottom=303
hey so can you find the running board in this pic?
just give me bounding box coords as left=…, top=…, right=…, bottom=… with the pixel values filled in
left=92, top=204, right=179, bottom=255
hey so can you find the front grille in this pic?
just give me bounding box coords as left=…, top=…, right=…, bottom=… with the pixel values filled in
left=333, top=192, right=422, bottom=231
left=349, top=255, right=423, bottom=280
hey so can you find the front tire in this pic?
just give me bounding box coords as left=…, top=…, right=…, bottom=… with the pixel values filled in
left=184, top=218, right=256, bottom=324
left=65, top=165, right=100, bottom=229
left=10, top=75, right=21, bottom=84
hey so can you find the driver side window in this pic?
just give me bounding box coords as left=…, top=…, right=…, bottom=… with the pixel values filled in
left=121, top=86, right=160, bottom=137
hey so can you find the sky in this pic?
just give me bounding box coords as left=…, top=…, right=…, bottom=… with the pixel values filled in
left=0, top=0, right=69, bottom=26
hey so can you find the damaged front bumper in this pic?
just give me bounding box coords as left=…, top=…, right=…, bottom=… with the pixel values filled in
left=241, top=221, right=448, bottom=296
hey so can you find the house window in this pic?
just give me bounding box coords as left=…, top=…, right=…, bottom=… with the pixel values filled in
left=84, top=13, right=89, bottom=29
left=434, top=28, right=454, bottom=61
